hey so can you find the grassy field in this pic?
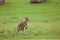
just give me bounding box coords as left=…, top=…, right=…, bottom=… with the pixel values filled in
left=0, top=0, right=60, bottom=40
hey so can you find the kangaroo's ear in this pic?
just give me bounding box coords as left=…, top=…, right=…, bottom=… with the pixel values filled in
left=26, top=17, right=29, bottom=18
left=25, top=17, right=29, bottom=18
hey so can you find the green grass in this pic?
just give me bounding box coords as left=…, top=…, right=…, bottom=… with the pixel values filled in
left=0, top=0, right=60, bottom=40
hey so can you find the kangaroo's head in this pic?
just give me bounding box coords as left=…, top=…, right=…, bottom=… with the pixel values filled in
left=25, top=17, right=29, bottom=22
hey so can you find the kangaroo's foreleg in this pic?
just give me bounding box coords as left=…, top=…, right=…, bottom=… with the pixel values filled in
left=25, top=27, right=27, bottom=29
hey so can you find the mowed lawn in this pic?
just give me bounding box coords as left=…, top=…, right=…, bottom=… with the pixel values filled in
left=0, top=0, right=60, bottom=40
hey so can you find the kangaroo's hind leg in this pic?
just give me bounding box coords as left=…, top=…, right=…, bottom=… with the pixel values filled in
left=16, top=27, right=21, bottom=34
left=16, top=29, right=20, bottom=34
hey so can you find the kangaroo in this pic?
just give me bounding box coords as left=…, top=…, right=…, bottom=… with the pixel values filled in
left=17, top=17, right=29, bottom=34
